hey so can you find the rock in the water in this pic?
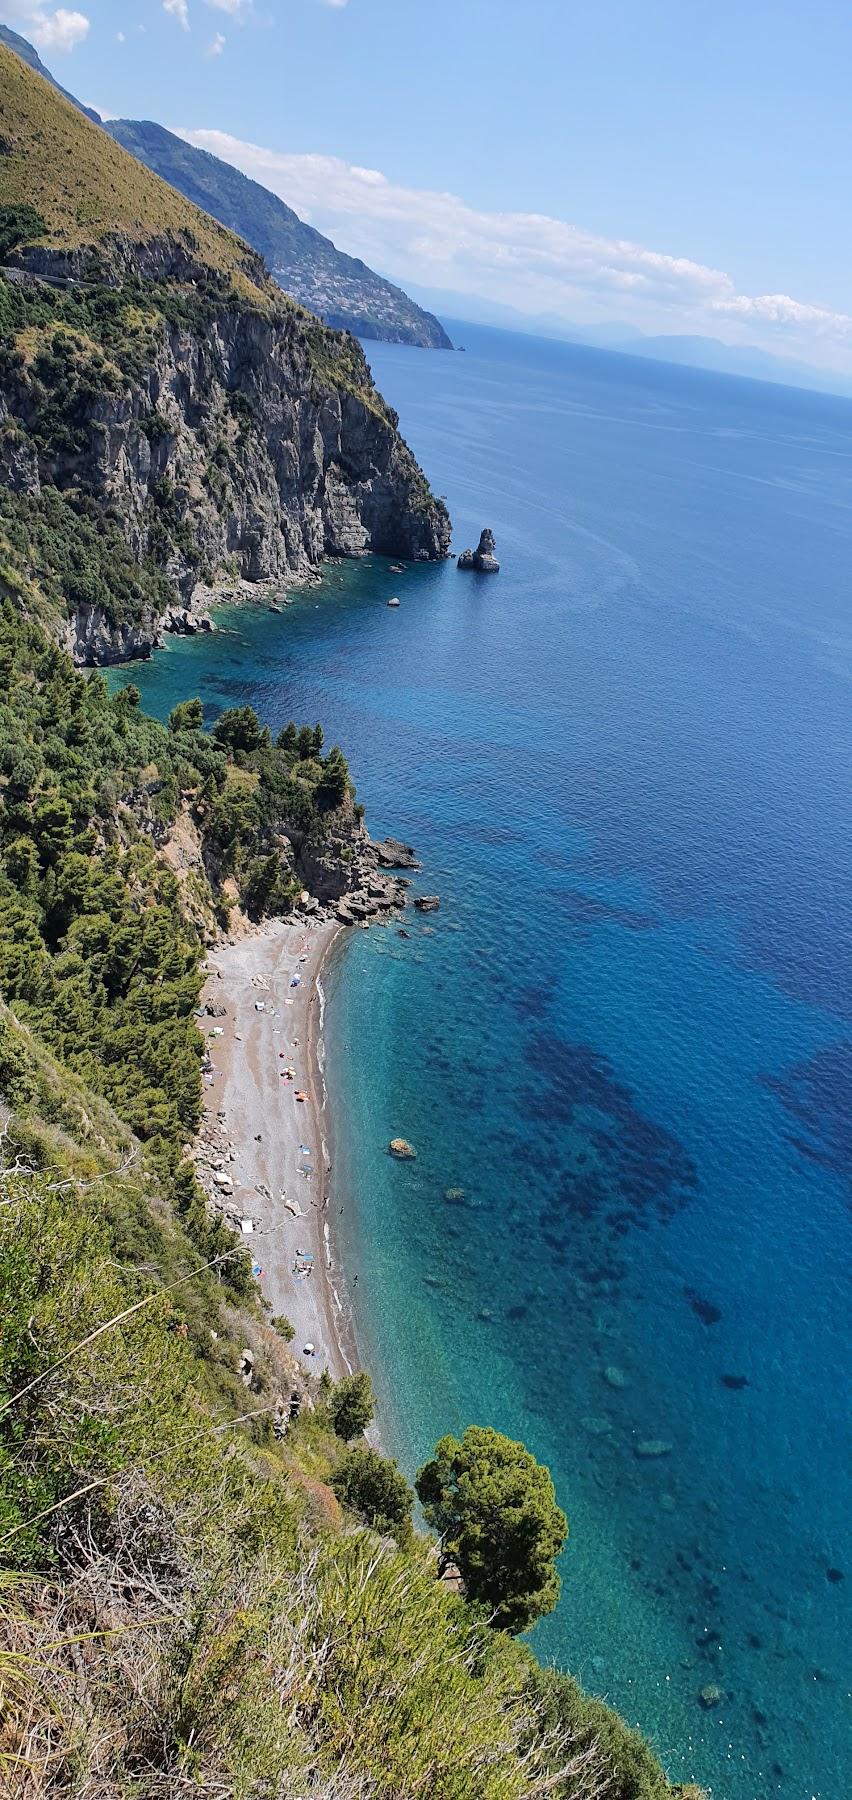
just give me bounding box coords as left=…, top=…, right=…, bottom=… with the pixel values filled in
left=635, top=1439, right=673, bottom=1458
left=603, top=1365, right=629, bottom=1389
left=389, top=1137, right=416, bottom=1159
left=373, top=836, right=421, bottom=870
left=457, top=528, right=500, bottom=573
left=698, top=1685, right=722, bottom=1710
left=581, top=1415, right=613, bottom=1437
left=415, top=895, right=441, bottom=912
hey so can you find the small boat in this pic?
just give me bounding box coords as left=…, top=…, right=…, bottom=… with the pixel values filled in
left=387, top=596, right=400, bottom=608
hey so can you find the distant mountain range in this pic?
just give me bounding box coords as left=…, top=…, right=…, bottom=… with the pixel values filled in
left=0, top=24, right=451, bottom=351
left=4, top=23, right=848, bottom=395
left=403, top=282, right=852, bottom=401
left=104, top=121, right=452, bottom=351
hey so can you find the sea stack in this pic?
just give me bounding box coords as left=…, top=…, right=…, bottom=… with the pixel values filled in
left=457, top=529, right=500, bottom=573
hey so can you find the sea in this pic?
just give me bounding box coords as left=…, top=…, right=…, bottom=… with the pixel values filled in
left=111, top=323, right=851, bottom=1800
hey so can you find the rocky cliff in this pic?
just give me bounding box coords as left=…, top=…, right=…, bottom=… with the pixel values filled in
left=0, top=45, right=450, bottom=663
left=105, top=117, right=454, bottom=352
left=0, top=250, right=450, bottom=662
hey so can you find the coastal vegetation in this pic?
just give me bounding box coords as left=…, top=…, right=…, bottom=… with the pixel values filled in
left=0, top=41, right=702, bottom=1800
left=0, top=607, right=703, bottom=1800
left=0, top=43, right=450, bottom=667
left=328, top=1368, right=377, bottom=1441
left=416, top=1426, right=569, bottom=1633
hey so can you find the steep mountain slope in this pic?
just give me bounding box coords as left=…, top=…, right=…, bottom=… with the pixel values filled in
left=0, top=25, right=450, bottom=349
left=106, top=118, right=453, bottom=350
left=0, top=44, right=450, bottom=663
left=0, top=20, right=101, bottom=121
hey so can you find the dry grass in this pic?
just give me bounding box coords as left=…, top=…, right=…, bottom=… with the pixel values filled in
left=0, top=46, right=268, bottom=304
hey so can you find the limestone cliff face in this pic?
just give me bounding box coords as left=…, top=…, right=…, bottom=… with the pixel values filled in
left=0, top=242, right=451, bottom=663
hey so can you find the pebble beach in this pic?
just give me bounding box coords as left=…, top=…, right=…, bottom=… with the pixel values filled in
left=196, top=919, right=352, bottom=1378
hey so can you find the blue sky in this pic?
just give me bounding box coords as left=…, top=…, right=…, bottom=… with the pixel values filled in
left=6, top=1, right=852, bottom=370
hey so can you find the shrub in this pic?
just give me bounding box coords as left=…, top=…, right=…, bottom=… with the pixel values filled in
left=331, top=1444, right=414, bottom=1544
left=328, top=1370, right=375, bottom=1441
left=168, top=697, right=204, bottom=733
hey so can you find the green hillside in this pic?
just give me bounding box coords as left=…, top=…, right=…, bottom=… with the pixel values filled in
left=0, top=36, right=700, bottom=1800
left=0, top=41, right=267, bottom=300
left=106, top=118, right=454, bottom=349
left=0, top=20, right=100, bottom=120
left=0, top=24, right=451, bottom=349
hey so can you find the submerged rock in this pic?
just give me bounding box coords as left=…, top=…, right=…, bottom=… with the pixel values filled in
left=603, top=1364, right=629, bottom=1389
left=635, top=1439, right=673, bottom=1459
left=698, top=1685, right=722, bottom=1710
left=415, top=895, right=440, bottom=912
left=457, top=528, right=500, bottom=573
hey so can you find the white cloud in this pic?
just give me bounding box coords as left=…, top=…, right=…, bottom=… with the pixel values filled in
left=321, top=2, right=350, bottom=8
left=163, top=0, right=190, bottom=28
left=206, top=0, right=251, bottom=15
left=174, top=126, right=852, bottom=370
left=206, top=30, right=226, bottom=55
left=8, top=5, right=90, bottom=53
left=711, top=292, right=852, bottom=335
left=116, top=30, right=125, bottom=43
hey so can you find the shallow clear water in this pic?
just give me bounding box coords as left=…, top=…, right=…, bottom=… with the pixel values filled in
left=113, top=327, right=851, bottom=1799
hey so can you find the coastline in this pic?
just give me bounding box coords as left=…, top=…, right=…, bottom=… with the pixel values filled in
left=196, top=917, right=357, bottom=1380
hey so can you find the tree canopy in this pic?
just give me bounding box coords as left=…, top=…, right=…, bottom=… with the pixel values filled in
left=329, top=1370, right=376, bottom=1442
left=331, top=1445, right=414, bottom=1545
left=416, top=1425, right=568, bottom=1633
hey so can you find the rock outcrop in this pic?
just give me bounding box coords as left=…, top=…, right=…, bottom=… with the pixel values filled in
left=104, top=117, right=454, bottom=351
left=457, top=529, right=500, bottom=573
left=0, top=249, right=451, bottom=665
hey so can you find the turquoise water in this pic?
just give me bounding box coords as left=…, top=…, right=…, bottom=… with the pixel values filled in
left=113, top=326, right=851, bottom=1799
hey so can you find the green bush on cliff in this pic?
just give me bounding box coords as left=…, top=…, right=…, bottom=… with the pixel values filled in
left=331, top=1444, right=414, bottom=1544
left=416, top=1425, right=569, bottom=1633
left=0, top=200, right=47, bottom=258
left=0, top=1166, right=695, bottom=1799
left=0, top=485, right=175, bottom=626
left=329, top=1369, right=376, bottom=1441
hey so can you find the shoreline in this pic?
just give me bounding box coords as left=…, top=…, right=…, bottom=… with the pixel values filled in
left=196, top=917, right=358, bottom=1380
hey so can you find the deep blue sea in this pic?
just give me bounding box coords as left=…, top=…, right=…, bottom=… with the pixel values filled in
left=112, top=325, right=851, bottom=1800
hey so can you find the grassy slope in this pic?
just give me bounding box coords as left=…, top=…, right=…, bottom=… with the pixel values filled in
left=0, top=21, right=101, bottom=121
left=0, top=46, right=697, bottom=1800
left=105, top=118, right=453, bottom=347
left=0, top=43, right=267, bottom=302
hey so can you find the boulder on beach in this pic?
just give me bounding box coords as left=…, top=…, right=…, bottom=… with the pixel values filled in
left=389, top=1138, right=417, bottom=1159
left=457, top=528, right=500, bottom=573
